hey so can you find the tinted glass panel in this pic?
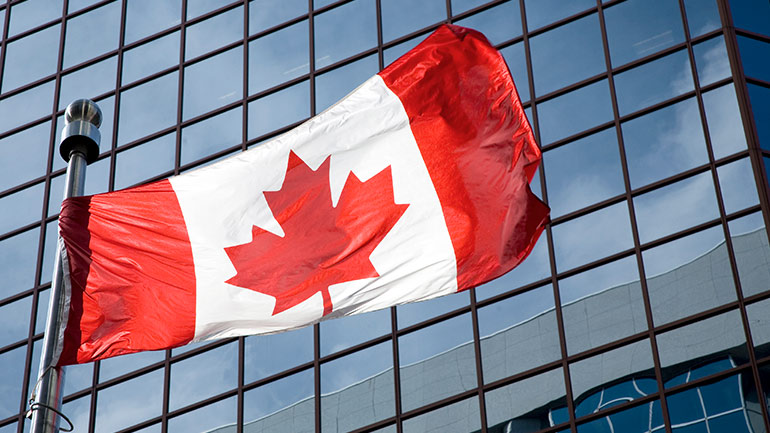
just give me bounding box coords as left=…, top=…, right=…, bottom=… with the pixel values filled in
left=169, top=342, right=237, bottom=410
left=185, top=6, right=243, bottom=60
left=0, top=182, right=44, bottom=234
left=168, top=396, right=236, bottom=432
left=320, top=308, right=390, bottom=356
left=683, top=0, right=721, bottom=37
left=314, top=0, right=376, bottom=69
left=476, top=232, right=550, bottom=300
left=122, top=31, right=181, bottom=85
left=730, top=0, right=770, bottom=37
left=248, top=80, right=309, bottom=139
left=381, top=0, right=444, bottom=42
left=58, top=56, right=117, bottom=110
left=183, top=47, right=242, bottom=120
left=117, top=72, right=178, bottom=146
left=249, top=0, right=306, bottom=34
left=181, top=107, right=242, bottom=165
left=402, top=396, right=481, bottom=433
left=8, top=0, right=61, bottom=36
left=703, top=84, right=747, bottom=159
left=2, top=24, right=59, bottom=92
left=94, top=369, right=163, bottom=432
left=315, top=54, right=377, bottom=113
left=738, top=35, right=770, bottom=82
left=524, top=0, right=594, bottom=30
left=729, top=213, right=770, bottom=299
left=244, top=326, right=312, bottom=382
left=537, top=79, right=613, bottom=145
left=63, top=1, right=120, bottom=68
left=604, top=0, right=685, bottom=66
left=485, top=368, right=566, bottom=431
left=114, top=132, right=176, bottom=189
left=614, top=49, right=693, bottom=116
left=248, top=20, right=308, bottom=94
left=0, top=228, right=39, bottom=300
left=454, top=1, right=521, bottom=45
left=693, top=36, right=730, bottom=87
left=718, top=158, right=759, bottom=214
left=499, top=42, right=530, bottom=103
left=124, top=0, right=181, bottom=44
left=243, top=369, right=314, bottom=432
left=748, top=84, right=770, bottom=150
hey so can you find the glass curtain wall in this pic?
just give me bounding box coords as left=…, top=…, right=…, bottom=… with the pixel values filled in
left=1, top=0, right=769, bottom=432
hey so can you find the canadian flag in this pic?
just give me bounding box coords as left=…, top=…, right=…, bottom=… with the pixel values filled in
left=55, top=25, right=549, bottom=366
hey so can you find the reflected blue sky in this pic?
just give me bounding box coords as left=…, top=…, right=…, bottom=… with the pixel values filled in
left=314, top=0, right=376, bottom=69
left=476, top=232, right=550, bottom=299
left=0, top=345, right=27, bottom=420
left=115, top=132, right=176, bottom=189
left=249, top=0, right=305, bottom=35
left=186, top=6, right=242, bottom=60
left=181, top=107, right=242, bottom=165
left=94, top=369, right=164, bottom=432
left=245, top=326, right=313, bottom=382
left=117, top=72, right=178, bottom=146
left=693, top=36, right=731, bottom=86
left=1, top=24, right=59, bottom=93
left=62, top=1, right=120, bottom=69
left=249, top=20, right=307, bottom=94
left=124, top=0, right=181, bottom=45
left=315, top=54, right=378, bottom=113
left=248, top=80, right=309, bottom=139
left=320, top=308, right=390, bottom=356
left=0, top=182, right=44, bottom=234
left=183, top=47, right=242, bottom=120
left=0, top=228, right=39, bottom=300
left=169, top=342, right=237, bottom=411
left=244, top=368, right=313, bottom=429
left=537, top=79, right=613, bottom=145
left=381, top=0, right=444, bottom=43
left=683, top=0, right=721, bottom=37
left=454, top=0, right=521, bottom=45
left=730, top=0, right=770, bottom=37
left=0, top=81, right=55, bottom=134
left=738, top=36, right=770, bottom=83
left=604, top=0, right=684, bottom=67
left=614, top=49, right=693, bottom=116
left=7, top=0, right=60, bottom=37
left=122, top=31, right=181, bottom=85
left=58, top=56, right=117, bottom=110
left=524, top=0, right=594, bottom=31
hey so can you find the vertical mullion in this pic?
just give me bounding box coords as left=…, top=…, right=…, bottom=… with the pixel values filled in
left=0, top=1, right=10, bottom=90
left=237, top=3, right=248, bottom=431
left=595, top=2, right=673, bottom=432
left=518, top=0, right=578, bottom=432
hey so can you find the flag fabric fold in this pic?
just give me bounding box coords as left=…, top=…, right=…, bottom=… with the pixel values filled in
left=55, top=24, right=550, bottom=366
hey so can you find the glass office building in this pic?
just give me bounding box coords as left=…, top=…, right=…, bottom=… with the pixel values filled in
left=2, top=0, right=770, bottom=431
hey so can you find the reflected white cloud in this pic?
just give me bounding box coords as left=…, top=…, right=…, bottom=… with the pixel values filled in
left=703, top=83, right=748, bottom=159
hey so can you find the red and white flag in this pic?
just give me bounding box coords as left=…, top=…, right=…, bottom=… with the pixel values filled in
left=55, top=25, right=549, bottom=365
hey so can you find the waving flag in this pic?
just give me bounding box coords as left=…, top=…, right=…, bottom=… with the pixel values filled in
left=55, top=24, right=549, bottom=365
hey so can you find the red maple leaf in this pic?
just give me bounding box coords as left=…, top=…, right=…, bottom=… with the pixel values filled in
left=224, top=151, right=409, bottom=316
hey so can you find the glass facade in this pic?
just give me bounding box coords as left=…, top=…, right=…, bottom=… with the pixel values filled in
left=1, top=0, right=770, bottom=432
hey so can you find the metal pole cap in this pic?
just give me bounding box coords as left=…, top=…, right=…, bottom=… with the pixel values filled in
left=59, top=99, right=102, bottom=164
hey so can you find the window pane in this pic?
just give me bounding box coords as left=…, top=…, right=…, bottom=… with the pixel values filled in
left=0, top=345, right=27, bottom=419
left=243, top=369, right=314, bottom=433
left=124, top=0, right=181, bottom=44
left=634, top=172, right=720, bottom=243
left=99, top=349, right=164, bottom=383
left=248, top=20, right=308, bottom=94
left=248, top=80, right=309, bottom=139
left=315, top=54, right=377, bottom=113
left=524, top=0, right=594, bottom=30
left=314, top=0, right=377, bottom=69
left=400, top=314, right=474, bottom=411
left=0, top=228, right=39, bottom=300
left=749, top=84, right=770, bottom=151
left=321, top=342, right=394, bottom=431
left=683, top=0, right=721, bottom=37
left=576, top=399, right=664, bottom=432
left=614, top=49, right=693, bottom=115
left=0, top=121, right=50, bottom=192
left=94, top=369, right=163, bottom=432
left=479, top=286, right=560, bottom=382
left=61, top=394, right=90, bottom=433
left=500, top=42, right=530, bottom=103
left=402, top=396, right=481, bottom=433
left=168, top=396, right=236, bottom=432
left=560, top=256, right=647, bottom=355
left=604, top=0, right=685, bottom=66
left=117, top=72, right=178, bottom=146
left=730, top=0, right=770, bottom=37
left=0, top=296, right=31, bottom=347
left=169, top=342, right=237, bottom=411
left=553, top=202, right=634, bottom=271
left=537, top=79, right=613, bottom=145
left=485, top=368, right=566, bottom=431
left=39, top=220, right=57, bottom=285
left=1, top=24, right=59, bottom=92
left=381, top=0, right=444, bottom=42
left=58, top=56, right=117, bottom=110
left=320, top=308, right=390, bottom=356
left=8, top=0, right=61, bottom=36
left=114, top=132, right=176, bottom=189
left=718, top=158, right=759, bottom=214
left=383, top=34, right=424, bottom=67
left=747, top=297, right=770, bottom=359
left=63, top=1, right=120, bottom=68
left=181, top=107, right=242, bottom=165
left=703, top=83, right=746, bottom=159
left=530, top=13, right=605, bottom=96
left=397, top=291, right=469, bottom=329
left=544, top=129, right=624, bottom=217
left=693, top=36, right=730, bottom=87
left=183, top=47, right=242, bottom=120
left=244, top=326, right=312, bottom=382
left=738, top=35, right=770, bottom=82
left=623, top=98, right=708, bottom=188
left=454, top=1, right=521, bottom=45
left=122, top=31, right=181, bottom=85
left=185, top=6, right=243, bottom=60
left=0, top=182, right=44, bottom=234
left=0, top=81, right=55, bottom=134
left=729, top=212, right=770, bottom=298
left=249, top=0, right=306, bottom=34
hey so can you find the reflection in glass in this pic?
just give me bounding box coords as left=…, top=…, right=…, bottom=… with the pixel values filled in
left=315, top=54, right=377, bottom=113
left=244, top=326, right=312, bottom=382
left=574, top=399, right=664, bottom=432
left=244, top=369, right=314, bottom=433
left=524, top=0, right=594, bottom=31
left=381, top=0, right=444, bottom=43
left=614, top=49, right=693, bottom=115
left=181, top=107, right=241, bottom=165
left=479, top=286, right=559, bottom=382
left=1, top=24, right=59, bottom=92
left=320, top=308, right=390, bottom=356
left=39, top=220, right=57, bottom=286
left=168, top=396, right=235, bottom=432
left=604, top=0, right=685, bottom=67
left=553, top=202, right=634, bottom=271
left=122, top=31, right=181, bottom=85
left=749, top=84, right=770, bottom=151
left=729, top=212, right=770, bottom=298
left=322, top=342, right=394, bottom=431
left=99, top=349, right=164, bottom=383
left=248, top=20, right=308, bottom=94
left=58, top=56, right=117, bottom=110
left=693, top=36, right=730, bottom=87
left=485, top=368, right=566, bottom=432
left=95, top=369, right=163, bottom=432
left=185, top=6, right=243, bottom=60
left=169, top=342, right=237, bottom=410
left=718, top=158, right=759, bottom=214
left=249, top=0, right=306, bottom=35
left=634, top=171, right=719, bottom=244
left=500, top=42, right=530, bottom=103
left=397, top=290, right=468, bottom=329
left=729, top=0, right=770, bottom=37
left=124, top=0, right=181, bottom=45
left=544, top=128, right=624, bottom=217
left=0, top=81, right=55, bottom=135
left=477, top=233, right=550, bottom=300
left=0, top=296, right=31, bottom=348
left=383, top=34, right=424, bottom=67
left=0, top=345, right=26, bottom=419
left=561, top=256, right=647, bottom=355
left=8, top=0, right=61, bottom=36
left=683, top=0, right=721, bottom=37
left=537, top=79, right=613, bottom=145
left=570, top=339, right=656, bottom=417
left=117, top=72, right=178, bottom=146
left=61, top=395, right=90, bottom=433
left=61, top=360, right=93, bottom=397
left=0, top=228, right=39, bottom=301
left=399, top=314, right=474, bottom=411
left=747, top=298, right=770, bottom=360
left=114, top=132, right=176, bottom=189
left=703, top=84, right=747, bottom=159
left=402, top=396, right=480, bottom=433
left=738, top=36, right=770, bottom=83
left=0, top=182, right=44, bottom=234
left=644, top=225, right=736, bottom=325
left=248, top=80, right=309, bottom=139
left=183, top=47, right=242, bottom=120
left=530, top=13, right=604, bottom=97
left=63, top=1, right=120, bottom=68
left=658, top=309, right=748, bottom=387
left=454, top=1, right=521, bottom=45
left=314, top=0, right=376, bottom=69
left=623, top=98, right=707, bottom=188
left=0, top=121, right=50, bottom=192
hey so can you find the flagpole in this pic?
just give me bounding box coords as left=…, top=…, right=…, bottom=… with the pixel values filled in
left=30, top=99, right=102, bottom=433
